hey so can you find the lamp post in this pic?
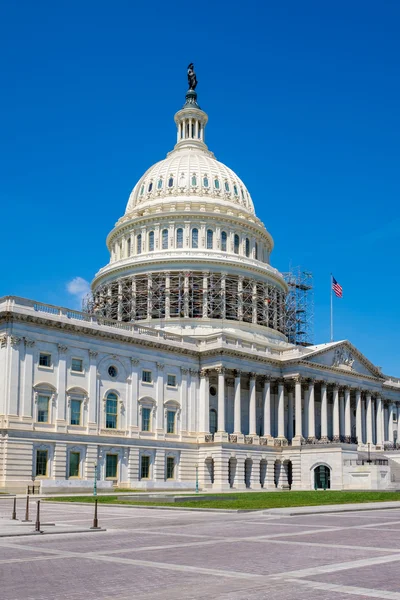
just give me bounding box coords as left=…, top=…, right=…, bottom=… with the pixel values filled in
left=195, top=463, right=199, bottom=494
left=93, top=462, right=98, bottom=497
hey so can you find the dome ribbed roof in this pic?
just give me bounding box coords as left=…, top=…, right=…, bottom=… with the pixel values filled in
left=125, top=147, right=255, bottom=215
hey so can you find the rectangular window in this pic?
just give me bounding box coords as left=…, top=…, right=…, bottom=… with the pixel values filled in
left=71, top=358, right=83, bottom=372
left=167, top=374, right=176, bottom=387
left=166, top=456, right=175, bottom=480
left=35, top=449, right=48, bottom=476
left=141, top=455, right=150, bottom=479
left=69, top=452, right=80, bottom=478
left=106, top=454, right=118, bottom=478
left=37, top=395, right=50, bottom=423
left=142, top=407, right=151, bottom=431
left=167, top=411, right=175, bottom=434
left=70, top=399, right=82, bottom=425
left=106, top=398, right=118, bottom=429
left=39, top=353, right=51, bottom=367
left=142, top=370, right=152, bottom=384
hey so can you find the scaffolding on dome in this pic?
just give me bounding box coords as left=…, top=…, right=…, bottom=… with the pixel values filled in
left=283, top=267, right=314, bottom=346
left=83, top=270, right=287, bottom=334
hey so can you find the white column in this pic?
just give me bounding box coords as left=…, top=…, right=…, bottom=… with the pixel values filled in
left=22, top=339, right=35, bottom=418
left=294, top=377, right=303, bottom=439
left=345, top=387, right=351, bottom=440
left=287, top=391, right=293, bottom=441
left=88, top=350, right=98, bottom=428
left=156, top=362, right=164, bottom=434
left=376, top=396, right=383, bottom=446
left=388, top=403, right=395, bottom=443
left=180, top=367, right=189, bottom=435
left=233, top=370, right=242, bottom=435
left=263, top=377, right=271, bottom=438
left=249, top=373, right=257, bottom=436
left=129, top=358, right=139, bottom=432
left=320, top=382, right=328, bottom=440
left=303, top=383, right=309, bottom=439
left=277, top=380, right=286, bottom=439
left=339, top=390, right=345, bottom=438
left=365, top=393, right=373, bottom=444
left=332, top=385, right=340, bottom=440
left=56, top=344, right=67, bottom=423
left=308, top=380, right=315, bottom=439
left=199, top=370, right=209, bottom=435
left=217, top=367, right=226, bottom=433
left=355, top=388, right=362, bottom=444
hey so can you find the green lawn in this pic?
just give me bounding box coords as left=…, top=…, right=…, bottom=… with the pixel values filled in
left=46, top=490, right=400, bottom=510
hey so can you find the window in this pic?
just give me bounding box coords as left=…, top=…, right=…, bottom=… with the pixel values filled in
left=255, top=242, right=258, bottom=260
left=209, top=386, right=217, bottom=396
left=105, top=393, right=118, bottom=429
left=206, top=229, right=213, bottom=249
left=106, top=454, right=118, bottom=479
left=221, top=231, right=227, bottom=252
left=245, top=238, right=250, bottom=257
left=176, top=228, right=183, bottom=248
left=203, top=176, right=209, bottom=188
left=214, top=178, right=220, bottom=190
left=162, top=229, right=168, bottom=250
left=69, top=452, right=80, bottom=478
left=127, top=237, right=131, bottom=256
left=142, top=407, right=151, bottom=431
left=166, top=456, right=175, bottom=479
left=191, top=175, right=197, bottom=186
left=168, top=176, right=174, bottom=188
left=234, top=234, right=240, bottom=254
left=192, top=228, right=198, bottom=248
left=233, top=184, right=238, bottom=196
left=148, top=181, right=153, bottom=192
left=71, top=358, right=83, bottom=373
left=142, top=370, right=152, bottom=384
left=140, top=184, right=144, bottom=196
left=157, top=178, right=163, bottom=189
left=224, top=181, right=230, bottom=192
left=108, top=365, right=118, bottom=378
left=137, top=234, right=142, bottom=254
left=37, top=395, right=49, bottom=423
left=70, top=399, right=82, bottom=425
left=148, top=231, right=154, bottom=252
left=35, top=449, right=48, bottom=476
left=167, top=374, right=176, bottom=387
left=167, top=411, right=175, bottom=434
left=141, top=455, right=150, bottom=479
left=39, top=353, right=51, bottom=368
left=210, top=409, right=217, bottom=434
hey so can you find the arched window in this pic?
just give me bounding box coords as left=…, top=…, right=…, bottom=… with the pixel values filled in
left=191, top=175, right=197, bottom=186
left=148, top=231, right=154, bottom=252
left=234, top=234, right=240, bottom=254
left=214, top=178, right=220, bottom=190
left=127, top=238, right=131, bottom=256
left=245, top=238, right=250, bottom=257
left=255, top=242, right=258, bottom=260
left=207, top=229, right=213, bottom=249
left=224, top=181, right=230, bottom=192
left=203, top=176, right=209, bottom=188
left=140, top=184, right=144, bottom=196
left=168, top=176, right=174, bottom=188
left=157, top=178, right=163, bottom=189
left=221, top=231, right=227, bottom=252
left=233, top=184, right=238, bottom=196
left=105, top=393, right=118, bottom=429
left=176, top=228, right=183, bottom=249
left=192, top=228, right=198, bottom=248
left=210, top=409, right=217, bottom=434
left=314, top=465, right=331, bottom=490
left=137, top=234, right=142, bottom=254
left=148, top=182, right=153, bottom=192
left=162, top=229, right=168, bottom=250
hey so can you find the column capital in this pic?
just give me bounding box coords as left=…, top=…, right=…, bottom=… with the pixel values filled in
left=180, top=367, right=189, bottom=375
left=57, top=344, right=68, bottom=354
left=130, top=356, right=139, bottom=365
left=189, top=368, right=200, bottom=376
left=233, top=369, right=242, bottom=378
left=199, top=369, right=209, bottom=378
left=24, top=338, right=35, bottom=347
left=249, top=372, right=257, bottom=381
left=215, top=366, right=226, bottom=375
left=292, top=375, right=303, bottom=384
left=156, top=362, right=165, bottom=370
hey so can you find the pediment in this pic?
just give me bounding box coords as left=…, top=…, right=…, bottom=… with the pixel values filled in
left=301, top=341, right=383, bottom=378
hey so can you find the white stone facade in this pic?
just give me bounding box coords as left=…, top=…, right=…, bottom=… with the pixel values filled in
left=1, top=83, right=400, bottom=493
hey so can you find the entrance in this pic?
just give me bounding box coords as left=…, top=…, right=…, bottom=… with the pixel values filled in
left=314, top=465, right=331, bottom=489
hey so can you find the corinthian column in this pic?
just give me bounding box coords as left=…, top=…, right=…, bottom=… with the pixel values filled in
left=233, top=370, right=242, bottom=436
left=215, top=367, right=228, bottom=441
left=263, top=377, right=272, bottom=439
left=344, top=387, right=351, bottom=442
left=355, top=388, right=363, bottom=445
left=320, top=381, right=328, bottom=441
left=249, top=373, right=257, bottom=437
left=277, top=380, right=286, bottom=441
left=366, top=392, right=373, bottom=445
left=332, top=385, right=340, bottom=442
left=293, top=376, right=303, bottom=443
left=198, top=369, right=210, bottom=438
left=308, top=379, right=316, bottom=441
left=376, top=396, right=383, bottom=446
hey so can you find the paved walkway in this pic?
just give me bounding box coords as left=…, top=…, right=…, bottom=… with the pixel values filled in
left=2, top=499, right=400, bottom=599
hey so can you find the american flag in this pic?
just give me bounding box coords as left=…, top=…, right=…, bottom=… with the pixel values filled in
left=332, top=276, right=343, bottom=298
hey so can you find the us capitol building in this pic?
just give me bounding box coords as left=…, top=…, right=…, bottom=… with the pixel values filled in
left=1, top=67, right=400, bottom=493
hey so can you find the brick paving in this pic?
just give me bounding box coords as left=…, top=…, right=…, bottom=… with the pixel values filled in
left=1, top=499, right=400, bottom=599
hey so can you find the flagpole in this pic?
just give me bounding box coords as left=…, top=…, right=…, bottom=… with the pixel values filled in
left=330, top=273, right=333, bottom=342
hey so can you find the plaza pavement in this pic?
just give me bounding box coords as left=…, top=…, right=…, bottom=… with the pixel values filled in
left=1, top=500, right=400, bottom=599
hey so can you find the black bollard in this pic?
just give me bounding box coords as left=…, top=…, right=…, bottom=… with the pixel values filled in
left=23, top=495, right=31, bottom=522
left=90, top=498, right=100, bottom=529
left=35, top=500, right=42, bottom=533
left=11, top=497, right=17, bottom=520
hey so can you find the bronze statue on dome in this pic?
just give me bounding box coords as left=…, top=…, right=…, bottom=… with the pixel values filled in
left=187, top=63, right=198, bottom=91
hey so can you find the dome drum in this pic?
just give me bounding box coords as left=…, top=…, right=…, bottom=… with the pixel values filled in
left=91, top=270, right=286, bottom=335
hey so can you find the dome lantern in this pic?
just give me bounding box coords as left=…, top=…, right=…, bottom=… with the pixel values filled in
left=174, top=64, right=208, bottom=150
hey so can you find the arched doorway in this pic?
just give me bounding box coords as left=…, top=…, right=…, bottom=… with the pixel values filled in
left=244, top=458, right=252, bottom=488
left=205, top=458, right=214, bottom=485
left=314, top=465, right=331, bottom=489
left=228, top=457, right=236, bottom=488
left=260, top=460, right=267, bottom=488
left=286, top=461, right=293, bottom=489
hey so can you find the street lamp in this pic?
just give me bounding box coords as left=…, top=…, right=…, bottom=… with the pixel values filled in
left=93, top=462, right=98, bottom=497
left=195, top=463, right=199, bottom=494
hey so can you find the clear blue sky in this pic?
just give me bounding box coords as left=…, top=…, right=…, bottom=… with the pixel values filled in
left=0, top=1, right=399, bottom=374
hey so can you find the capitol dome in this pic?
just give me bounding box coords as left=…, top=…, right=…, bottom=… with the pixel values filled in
left=91, top=73, right=288, bottom=342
